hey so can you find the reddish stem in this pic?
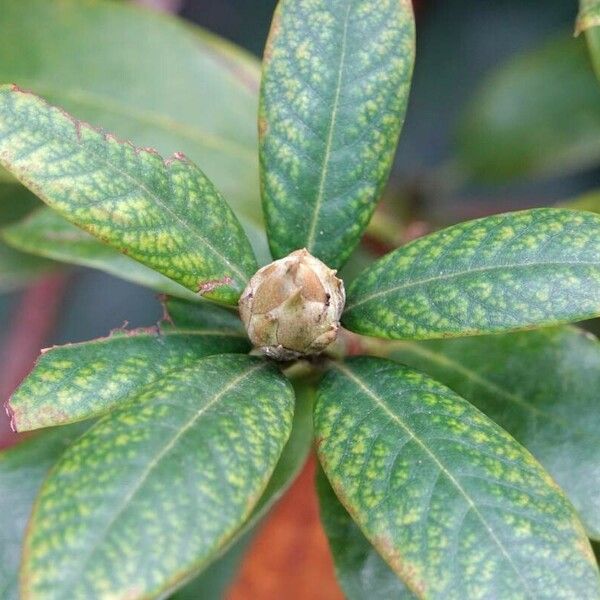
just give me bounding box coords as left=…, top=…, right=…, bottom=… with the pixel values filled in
left=0, top=274, right=68, bottom=449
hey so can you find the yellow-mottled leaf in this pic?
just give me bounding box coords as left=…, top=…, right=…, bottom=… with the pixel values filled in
left=0, top=87, right=258, bottom=304
left=260, top=0, right=415, bottom=269
left=3, top=208, right=200, bottom=301
left=0, top=424, right=88, bottom=600
left=9, top=309, right=249, bottom=431
left=0, top=0, right=261, bottom=223
left=315, top=357, right=600, bottom=598
left=343, top=209, right=600, bottom=340
left=22, top=355, right=294, bottom=599
left=384, top=327, right=600, bottom=540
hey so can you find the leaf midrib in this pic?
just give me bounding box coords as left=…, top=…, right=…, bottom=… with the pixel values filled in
left=332, top=362, right=536, bottom=599
left=305, top=3, right=352, bottom=253
left=345, top=259, right=600, bottom=312
left=30, top=361, right=267, bottom=597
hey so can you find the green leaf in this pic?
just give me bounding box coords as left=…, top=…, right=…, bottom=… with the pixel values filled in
left=562, top=189, right=600, bottom=213
left=0, top=239, right=55, bottom=293
left=173, top=379, right=314, bottom=598
left=317, top=468, right=415, bottom=600
left=0, top=87, right=258, bottom=304
left=2, top=383, right=311, bottom=600
left=315, top=357, right=600, bottom=598
left=8, top=318, right=250, bottom=431
left=3, top=208, right=201, bottom=301
left=578, top=0, right=600, bottom=79
left=0, top=0, right=261, bottom=223
left=164, top=297, right=244, bottom=332
left=259, top=0, right=415, bottom=269
left=3, top=207, right=271, bottom=296
left=0, top=181, right=41, bottom=222
left=250, top=379, right=314, bottom=519
left=0, top=183, right=55, bottom=291
left=382, top=327, right=600, bottom=540
left=587, top=29, right=600, bottom=81
left=0, top=166, right=15, bottom=183
left=343, top=208, right=600, bottom=340
left=579, top=0, right=600, bottom=32
left=0, top=424, right=88, bottom=600
left=22, top=355, right=294, bottom=599
left=458, top=35, right=600, bottom=181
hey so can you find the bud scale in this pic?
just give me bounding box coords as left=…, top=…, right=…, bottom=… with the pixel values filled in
left=239, top=249, right=345, bottom=360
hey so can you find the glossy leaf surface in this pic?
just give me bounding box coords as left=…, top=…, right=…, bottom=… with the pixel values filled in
left=458, top=36, right=600, bottom=181
left=343, top=209, right=600, bottom=340
left=3, top=209, right=199, bottom=301
left=317, top=468, right=414, bottom=600
left=260, top=0, right=415, bottom=269
left=315, top=357, right=600, bottom=598
left=174, top=379, right=312, bottom=598
left=2, top=384, right=311, bottom=600
left=0, top=87, right=257, bottom=304
left=22, top=355, right=294, bottom=599
left=0, top=0, right=261, bottom=222
left=175, top=379, right=313, bottom=599
left=385, top=327, right=600, bottom=539
left=0, top=424, right=88, bottom=600
left=578, top=0, right=600, bottom=78
left=9, top=319, right=250, bottom=431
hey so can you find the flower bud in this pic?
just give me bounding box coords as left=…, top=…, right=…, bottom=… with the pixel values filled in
left=239, top=249, right=345, bottom=360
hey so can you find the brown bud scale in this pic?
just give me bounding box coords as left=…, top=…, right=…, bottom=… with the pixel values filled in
left=239, top=249, right=345, bottom=360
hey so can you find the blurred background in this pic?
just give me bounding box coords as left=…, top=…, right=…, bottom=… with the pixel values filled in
left=0, top=0, right=598, bottom=597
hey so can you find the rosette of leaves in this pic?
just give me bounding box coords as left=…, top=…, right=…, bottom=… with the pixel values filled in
left=1, top=1, right=600, bottom=599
